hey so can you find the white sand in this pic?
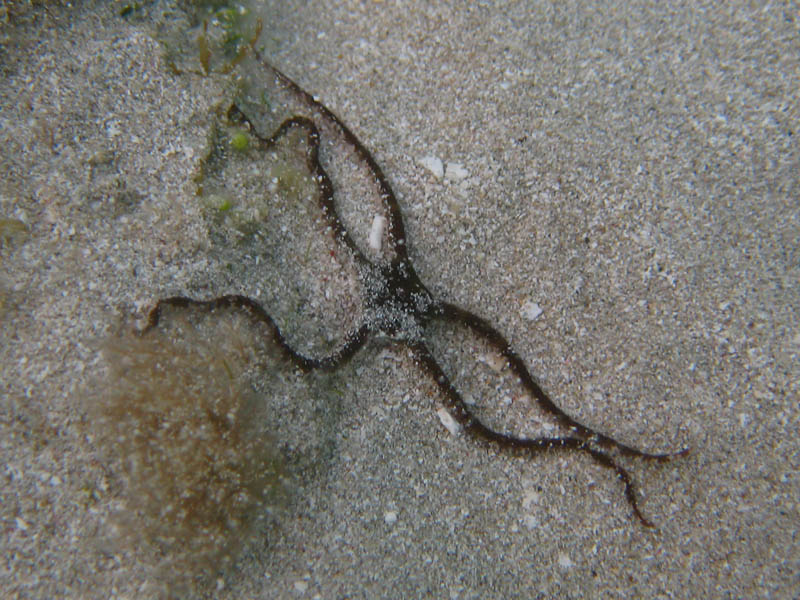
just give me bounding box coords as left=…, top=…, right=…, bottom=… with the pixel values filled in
left=1, top=1, right=797, bottom=598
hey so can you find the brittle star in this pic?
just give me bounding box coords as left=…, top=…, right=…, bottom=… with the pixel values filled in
left=145, top=51, right=688, bottom=527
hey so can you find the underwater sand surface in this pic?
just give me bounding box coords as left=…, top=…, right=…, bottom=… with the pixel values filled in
left=0, top=1, right=797, bottom=598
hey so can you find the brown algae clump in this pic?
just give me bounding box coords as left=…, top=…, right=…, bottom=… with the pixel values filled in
left=0, top=217, right=29, bottom=248
left=92, top=311, right=288, bottom=592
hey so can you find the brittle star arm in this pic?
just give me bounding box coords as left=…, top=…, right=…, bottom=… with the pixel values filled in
left=228, top=106, right=370, bottom=266
left=253, top=51, right=411, bottom=263
left=434, top=301, right=689, bottom=461
left=407, top=339, right=656, bottom=527
left=143, top=295, right=370, bottom=373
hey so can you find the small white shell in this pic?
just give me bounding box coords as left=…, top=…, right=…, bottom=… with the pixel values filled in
left=445, top=162, right=469, bottom=181
left=420, top=155, right=444, bottom=179
left=369, top=214, right=386, bottom=251
left=436, top=407, right=461, bottom=436
left=521, top=300, right=543, bottom=321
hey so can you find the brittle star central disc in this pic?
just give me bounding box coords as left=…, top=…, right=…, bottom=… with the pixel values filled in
left=360, top=258, right=438, bottom=342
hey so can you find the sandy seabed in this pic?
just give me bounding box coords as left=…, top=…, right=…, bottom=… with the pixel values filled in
left=1, top=1, right=797, bottom=598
